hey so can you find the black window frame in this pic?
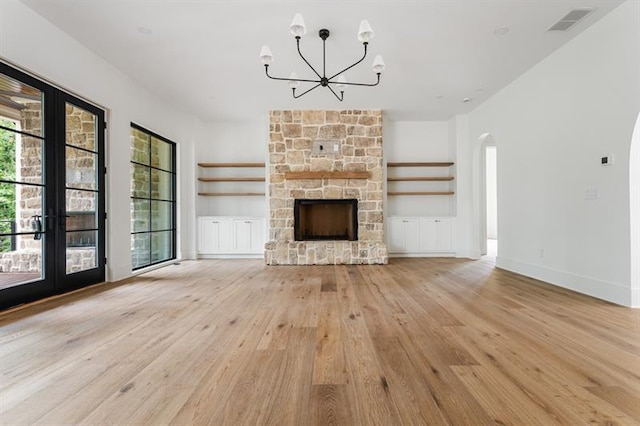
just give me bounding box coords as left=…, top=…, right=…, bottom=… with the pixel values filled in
left=130, top=123, right=177, bottom=270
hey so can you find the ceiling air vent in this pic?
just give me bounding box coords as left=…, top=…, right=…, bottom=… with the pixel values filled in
left=548, top=8, right=594, bottom=31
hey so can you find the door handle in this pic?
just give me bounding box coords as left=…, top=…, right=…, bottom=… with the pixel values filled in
left=31, top=215, right=42, bottom=240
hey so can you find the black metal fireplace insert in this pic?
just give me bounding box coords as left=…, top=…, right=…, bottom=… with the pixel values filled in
left=294, top=199, right=358, bottom=241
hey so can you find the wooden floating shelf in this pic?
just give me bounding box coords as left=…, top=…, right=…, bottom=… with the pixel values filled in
left=387, top=191, right=455, bottom=196
left=284, top=171, right=370, bottom=180
left=198, top=177, right=265, bottom=182
left=198, top=162, right=265, bottom=168
left=387, top=176, right=454, bottom=182
left=387, top=162, right=454, bottom=167
left=197, top=192, right=266, bottom=196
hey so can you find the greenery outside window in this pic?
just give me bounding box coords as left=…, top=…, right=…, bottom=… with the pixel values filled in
left=130, top=124, right=176, bottom=270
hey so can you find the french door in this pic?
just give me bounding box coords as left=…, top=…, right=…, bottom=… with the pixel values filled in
left=0, top=63, right=106, bottom=310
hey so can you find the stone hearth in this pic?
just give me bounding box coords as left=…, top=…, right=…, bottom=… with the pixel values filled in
left=264, top=109, right=388, bottom=265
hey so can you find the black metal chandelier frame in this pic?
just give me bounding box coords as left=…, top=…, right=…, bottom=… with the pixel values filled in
left=263, top=29, right=381, bottom=101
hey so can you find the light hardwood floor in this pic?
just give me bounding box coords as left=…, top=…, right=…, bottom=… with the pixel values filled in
left=1, top=257, right=639, bottom=425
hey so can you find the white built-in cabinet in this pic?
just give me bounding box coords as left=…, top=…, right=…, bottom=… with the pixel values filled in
left=388, top=218, right=420, bottom=253
left=233, top=219, right=265, bottom=252
left=420, top=218, right=453, bottom=252
left=198, top=217, right=230, bottom=253
left=197, top=216, right=265, bottom=257
left=388, top=217, right=454, bottom=256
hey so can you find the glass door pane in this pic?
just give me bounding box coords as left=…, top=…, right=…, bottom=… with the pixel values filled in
left=64, top=102, right=99, bottom=275
left=0, top=73, right=45, bottom=291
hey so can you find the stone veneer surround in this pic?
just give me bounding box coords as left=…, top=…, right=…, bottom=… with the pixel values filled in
left=264, top=109, right=388, bottom=265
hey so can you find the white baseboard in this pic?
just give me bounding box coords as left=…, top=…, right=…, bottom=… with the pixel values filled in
left=632, top=288, right=640, bottom=308
left=456, top=249, right=481, bottom=260
left=389, top=252, right=455, bottom=258
left=197, top=253, right=264, bottom=259
left=496, top=256, right=633, bottom=307
left=107, top=258, right=190, bottom=282
left=181, top=250, right=197, bottom=260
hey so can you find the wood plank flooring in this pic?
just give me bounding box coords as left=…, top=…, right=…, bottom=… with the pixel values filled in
left=0, top=257, right=639, bottom=425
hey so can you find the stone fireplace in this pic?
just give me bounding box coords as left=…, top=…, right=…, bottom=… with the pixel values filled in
left=264, top=109, right=388, bottom=265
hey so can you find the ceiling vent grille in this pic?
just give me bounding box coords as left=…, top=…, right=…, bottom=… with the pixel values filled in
left=548, top=8, right=594, bottom=31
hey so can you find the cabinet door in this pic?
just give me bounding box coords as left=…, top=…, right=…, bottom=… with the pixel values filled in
left=436, top=219, right=453, bottom=252
left=420, top=218, right=453, bottom=252
left=388, top=218, right=406, bottom=253
left=233, top=219, right=264, bottom=253
left=404, top=219, right=421, bottom=252
left=249, top=220, right=265, bottom=252
left=420, top=219, right=438, bottom=252
left=388, top=218, right=420, bottom=253
left=198, top=218, right=231, bottom=253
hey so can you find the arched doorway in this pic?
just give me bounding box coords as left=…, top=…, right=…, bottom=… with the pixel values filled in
left=475, top=133, right=496, bottom=257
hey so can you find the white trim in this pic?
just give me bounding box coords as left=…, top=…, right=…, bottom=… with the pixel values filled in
left=389, top=253, right=455, bottom=258
left=473, top=133, right=496, bottom=258
left=181, top=250, right=197, bottom=260
left=197, top=254, right=264, bottom=259
left=629, top=112, right=640, bottom=308
left=496, top=256, right=632, bottom=307
left=128, top=258, right=184, bottom=278
left=456, top=249, right=481, bottom=260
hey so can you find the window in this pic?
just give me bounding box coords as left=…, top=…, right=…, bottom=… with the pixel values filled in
left=130, top=124, right=176, bottom=270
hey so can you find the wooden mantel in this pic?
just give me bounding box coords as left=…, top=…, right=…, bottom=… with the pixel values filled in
left=284, top=171, right=371, bottom=180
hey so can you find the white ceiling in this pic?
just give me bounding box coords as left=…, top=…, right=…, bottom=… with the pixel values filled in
left=21, top=0, right=624, bottom=122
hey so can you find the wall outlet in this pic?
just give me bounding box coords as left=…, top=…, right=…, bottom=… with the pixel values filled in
left=312, top=139, right=340, bottom=156
left=585, top=187, right=600, bottom=200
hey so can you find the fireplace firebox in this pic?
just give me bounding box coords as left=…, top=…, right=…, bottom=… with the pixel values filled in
left=294, top=199, right=358, bottom=241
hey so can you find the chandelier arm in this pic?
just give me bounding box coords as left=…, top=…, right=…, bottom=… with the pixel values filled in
left=326, top=84, right=344, bottom=102
left=265, top=65, right=322, bottom=84
left=293, top=83, right=323, bottom=99
left=334, top=73, right=381, bottom=87
left=327, top=43, right=368, bottom=81
left=296, top=37, right=322, bottom=79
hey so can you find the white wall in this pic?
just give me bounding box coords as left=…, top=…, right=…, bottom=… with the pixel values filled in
left=450, top=114, right=475, bottom=258
left=467, top=0, right=640, bottom=306
left=383, top=119, right=454, bottom=217
left=0, top=0, right=200, bottom=279
left=195, top=120, right=268, bottom=218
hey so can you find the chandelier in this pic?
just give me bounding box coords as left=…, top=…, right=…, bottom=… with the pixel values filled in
left=259, top=14, right=385, bottom=101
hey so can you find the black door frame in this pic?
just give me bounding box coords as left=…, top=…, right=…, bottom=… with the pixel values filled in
left=56, top=92, right=106, bottom=292
left=0, top=62, right=106, bottom=310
